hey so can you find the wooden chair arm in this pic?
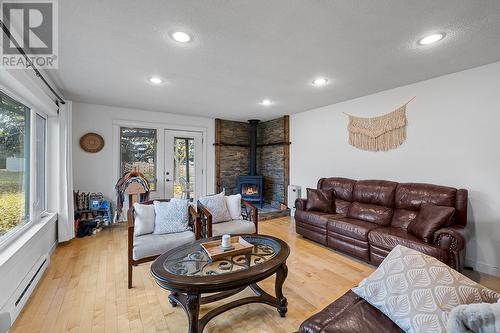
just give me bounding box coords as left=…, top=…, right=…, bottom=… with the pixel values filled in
left=197, top=201, right=213, bottom=238
left=242, top=199, right=259, bottom=234
left=189, top=205, right=201, bottom=239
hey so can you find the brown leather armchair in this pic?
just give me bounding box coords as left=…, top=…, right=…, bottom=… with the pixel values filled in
left=127, top=199, right=200, bottom=288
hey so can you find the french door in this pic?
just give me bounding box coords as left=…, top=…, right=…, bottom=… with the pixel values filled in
left=164, top=130, right=203, bottom=201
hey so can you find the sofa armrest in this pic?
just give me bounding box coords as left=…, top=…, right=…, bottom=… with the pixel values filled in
left=434, top=225, right=468, bottom=270
left=295, top=198, right=307, bottom=211
left=197, top=201, right=212, bottom=238
left=434, top=225, right=468, bottom=252
left=242, top=199, right=258, bottom=234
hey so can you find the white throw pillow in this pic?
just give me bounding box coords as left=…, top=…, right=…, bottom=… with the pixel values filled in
left=153, top=200, right=189, bottom=234
left=225, top=194, right=242, bottom=220
left=351, top=245, right=500, bottom=333
left=198, top=191, right=232, bottom=223
left=133, top=202, right=155, bottom=236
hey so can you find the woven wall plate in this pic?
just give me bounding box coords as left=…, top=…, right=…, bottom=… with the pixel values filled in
left=80, top=133, right=105, bottom=153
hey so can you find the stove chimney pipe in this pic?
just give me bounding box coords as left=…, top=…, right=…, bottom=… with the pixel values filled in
left=248, top=119, right=260, bottom=176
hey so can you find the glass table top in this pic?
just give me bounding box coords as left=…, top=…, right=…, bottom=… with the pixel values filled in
left=163, top=235, right=281, bottom=277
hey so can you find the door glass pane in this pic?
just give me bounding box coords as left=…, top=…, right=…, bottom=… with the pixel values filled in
left=173, top=137, right=195, bottom=200
left=120, top=127, right=157, bottom=190
left=0, top=92, right=30, bottom=239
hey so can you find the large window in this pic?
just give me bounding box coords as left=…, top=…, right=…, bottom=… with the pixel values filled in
left=120, top=127, right=157, bottom=190
left=0, top=92, right=30, bottom=238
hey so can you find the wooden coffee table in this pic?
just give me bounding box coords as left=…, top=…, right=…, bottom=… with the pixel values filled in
left=150, top=234, right=290, bottom=333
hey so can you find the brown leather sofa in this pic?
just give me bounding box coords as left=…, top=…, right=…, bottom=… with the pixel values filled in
left=295, top=177, right=468, bottom=271
left=298, top=290, right=404, bottom=333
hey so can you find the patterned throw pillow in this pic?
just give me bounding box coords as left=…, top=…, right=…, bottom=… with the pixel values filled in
left=198, top=191, right=232, bottom=223
left=352, top=245, right=500, bottom=333
left=153, top=200, right=189, bottom=234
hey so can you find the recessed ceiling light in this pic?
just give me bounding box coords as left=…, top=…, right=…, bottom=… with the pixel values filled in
left=148, top=76, right=165, bottom=85
left=418, top=33, right=445, bottom=45
left=260, top=99, right=273, bottom=106
left=171, top=31, right=192, bottom=43
left=312, top=77, right=329, bottom=87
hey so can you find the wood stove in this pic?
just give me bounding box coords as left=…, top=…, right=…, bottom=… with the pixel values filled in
left=237, top=119, right=264, bottom=208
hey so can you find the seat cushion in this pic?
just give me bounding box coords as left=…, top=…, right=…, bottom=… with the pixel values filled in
left=133, top=231, right=195, bottom=260
left=368, top=227, right=448, bottom=261
left=327, top=217, right=381, bottom=241
left=347, top=202, right=393, bottom=226
left=295, top=210, right=341, bottom=230
left=298, top=291, right=403, bottom=333
left=212, top=219, right=256, bottom=236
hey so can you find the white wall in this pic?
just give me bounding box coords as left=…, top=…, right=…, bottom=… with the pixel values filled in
left=290, top=61, right=500, bottom=276
left=72, top=102, right=215, bottom=204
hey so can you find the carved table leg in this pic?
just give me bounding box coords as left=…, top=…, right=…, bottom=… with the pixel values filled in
left=168, top=291, right=178, bottom=307
left=186, top=292, right=201, bottom=333
left=275, top=262, right=288, bottom=317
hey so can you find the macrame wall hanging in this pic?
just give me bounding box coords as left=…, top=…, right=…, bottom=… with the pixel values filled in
left=344, top=97, right=415, bottom=152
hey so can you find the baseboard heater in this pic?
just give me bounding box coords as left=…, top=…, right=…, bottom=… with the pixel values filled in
left=15, top=258, right=46, bottom=307
left=1, top=254, right=49, bottom=331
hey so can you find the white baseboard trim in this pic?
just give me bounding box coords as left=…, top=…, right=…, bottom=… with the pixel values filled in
left=465, top=259, right=500, bottom=277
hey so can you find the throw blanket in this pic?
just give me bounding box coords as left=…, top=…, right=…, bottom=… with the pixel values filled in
left=448, top=300, right=500, bottom=333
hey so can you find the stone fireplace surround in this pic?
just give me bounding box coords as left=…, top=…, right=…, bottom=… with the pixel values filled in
left=214, top=116, right=290, bottom=206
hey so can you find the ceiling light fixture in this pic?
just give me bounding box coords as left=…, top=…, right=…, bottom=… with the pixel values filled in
left=260, top=99, right=273, bottom=106
left=312, top=77, right=329, bottom=87
left=418, top=33, right=445, bottom=45
left=171, top=31, right=192, bottom=43
left=148, top=76, right=165, bottom=85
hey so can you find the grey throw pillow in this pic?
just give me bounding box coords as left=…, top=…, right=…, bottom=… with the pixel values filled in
left=153, top=200, right=189, bottom=234
left=198, top=191, right=232, bottom=223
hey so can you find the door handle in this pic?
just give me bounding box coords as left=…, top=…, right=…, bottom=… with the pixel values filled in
left=166, top=179, right=171, bottom=182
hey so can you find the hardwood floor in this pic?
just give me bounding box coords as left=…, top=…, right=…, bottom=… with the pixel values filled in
left=11, top=217, right=500, bottom=333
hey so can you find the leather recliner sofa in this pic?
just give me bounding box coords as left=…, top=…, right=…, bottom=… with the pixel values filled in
left=295, top=177, right=468, bottom=271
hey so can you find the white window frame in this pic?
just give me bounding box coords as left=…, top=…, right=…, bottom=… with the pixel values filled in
left=0, top=91, right=48, bottom=251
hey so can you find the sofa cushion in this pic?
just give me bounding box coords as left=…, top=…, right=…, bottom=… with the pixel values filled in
left=368, top=227, right=448, bottom=262
left=391, top=209, right=418, bottom=229
left=395, top=183, right=457, bottom=210
left=352, top=245, right=500, bottom=333
left=212, top=219, right=256, bottom=236
left=298, top=291, right=403, bottom=333
left=295, top=210, right=340, bottom=230
left=353, top=180, right=398, bottom=207
left=407, top=204, right=455, bottom=243
left=328, top=217, right=382, bottom=241
left=133, top=202, right=155, bottom=236
left=335, top=199, right=351, bottom=215
left=224, top=194, right=242, bottom=220
left=306, top=188, right=335, bottom=213
left=198, top=191, right=232, bottom=223
left=318, top=177, right=355, bottom=201
left=133, top=230, right=195, bottom=260
left=153, top=200, right=190, bottom=234
left=347, top=202, right=393, bottom=226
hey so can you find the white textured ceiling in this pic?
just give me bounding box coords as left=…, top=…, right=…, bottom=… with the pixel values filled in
left=49, top=0, right=500, bottom=120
